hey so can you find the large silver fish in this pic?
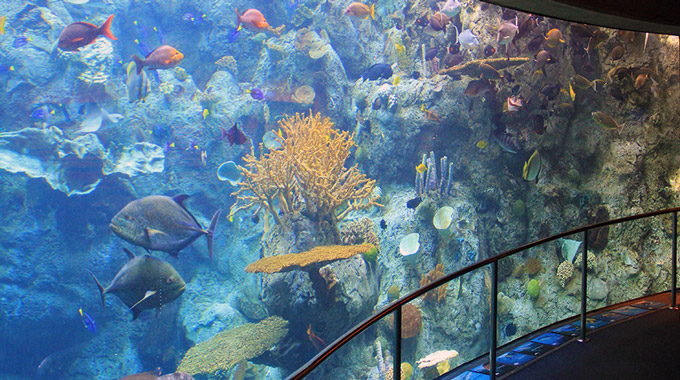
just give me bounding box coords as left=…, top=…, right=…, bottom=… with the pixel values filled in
left=89, top=249, right=186, bottom=320
left=110, top=195, right=221, bottom=258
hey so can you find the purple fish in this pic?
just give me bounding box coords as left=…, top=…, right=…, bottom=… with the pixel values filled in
left=249, top=88, right=264, bottom=101
left=13, top=37, right=30, bottom=48
left=222, top=123, right=248, bottom=146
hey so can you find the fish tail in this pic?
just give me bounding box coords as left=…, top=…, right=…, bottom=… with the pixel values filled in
left=370, top=4, right=375, bottom=20
left=131, top=54, right=144, bottom=75
left=99, top=15, right=117, bottom=41
left=87, top=270, right=107, bottom=310
left=206, top=209, right=222, bottom=260
left=234, top=8, right=241, bottom=29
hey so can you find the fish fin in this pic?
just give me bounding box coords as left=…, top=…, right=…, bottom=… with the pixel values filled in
left=130, top=290, right=157, bottom=312
left=78, top=113, right=104, bottom=134
left=234, top=8, right=241, bottom=29
left=131, top=54, right=144, bottom=75
left=145, top=228, right=171, bottom=247
left=207, top=209, right=222, bottom=260
left=173, top=194, right=190, bottom=206
left=71, top=37, right=85, bottom=42
left=131, top=307, right=143, bottom=321
left=87, top=270, right=107, bottom=310
left=99, top=15, right=117, bottom=40
left=123, top=248, right=135, bottom=261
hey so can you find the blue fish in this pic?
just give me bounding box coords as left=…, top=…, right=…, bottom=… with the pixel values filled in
left=0, top=64, right=15, bottom=74
left=226, top=27, right=241, bottom=43
left=362, top=63, right=393, bottom=81
left=183, top=12, right=207, bottom=26
left=13, top=36, right=30, bottom=48
left=248, top=88, right=265, bottom=101
left=30, top=105, right=51, bottom=120
left=79, top=308, right=96, bottom=334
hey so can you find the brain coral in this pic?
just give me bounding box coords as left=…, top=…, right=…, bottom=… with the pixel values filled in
left=557, top=260, right=574, bottom=287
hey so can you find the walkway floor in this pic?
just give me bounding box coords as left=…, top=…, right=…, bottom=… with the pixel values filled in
left=440, top=293, right=680, bottom=380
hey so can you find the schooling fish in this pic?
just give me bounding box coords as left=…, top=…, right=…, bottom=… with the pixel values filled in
left=88, top=249, right=186, bottom=320
left=457, top=29, right=479, bottom=50
left=544, top=28, right=565, bottom=48
left=344, top=2, right=375, bottom=20
left=235, top=8, right=269, bottom=30
left=247, top=87, right=265, bottom=100
left=131, top=45, right=183, bottom=74
left=110, top=195, right=221, bottom=259
left=441, top=0, right=462, bottom=18
left=12, top=36, right=30, bottom=48
left=497, top=21, right=518, bottom=45
left=58, top=15, right=116, bottom=51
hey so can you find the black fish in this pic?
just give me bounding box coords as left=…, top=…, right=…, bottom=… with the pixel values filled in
left=415, top=15, right=429, bottom=27
left=88, top=249, right=186, bottom=320
left=526, top=35, right=544, bottom=52
left=110, top=195, right=221, bottom=259
left=529, top=114, right=546, bottom=135
left=379, top=219, right=387, bottom=229
left=411, top=71, right=421, bottom=79
left=540, top=83, right=561, bottom=100
left=252, top=213, right=260, bottom=224
left=222, top=123, right=248, bottom=146
left=483, top=45, right=496, bottom=57
left=362, top=63, right=393, bottom=81
left=448, top=42, right=461, bottom=54
left=406, top=197, right=422, bottom=209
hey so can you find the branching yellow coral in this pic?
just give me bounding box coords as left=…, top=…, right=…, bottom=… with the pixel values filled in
left=177, top=316, right=288, bottom=376
left=230, top=111, right=381, bottom=224
left=245, top=243, right=376, bottom=274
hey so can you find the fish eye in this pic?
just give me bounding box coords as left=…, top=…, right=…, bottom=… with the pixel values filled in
left=167, top=278, right=174, bottom=284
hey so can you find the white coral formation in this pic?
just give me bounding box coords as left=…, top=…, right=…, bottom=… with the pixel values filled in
left=416, top=349, right=459, bottom=368
left=557, top=260, right=574, bottom=287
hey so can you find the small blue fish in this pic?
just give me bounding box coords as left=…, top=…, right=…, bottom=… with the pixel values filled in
left=226, top=27, right=241, bottom=43
left=248, top=87, right=265, bottom=101
left=30, top=105, right=51, bottom=120
left=183, top=13, right=207, bottom=26
left=0, top=64, right=15, bottom=74
left=12, top=36, right=30, bottom=48
left=79, top=308, right=96, bottom=334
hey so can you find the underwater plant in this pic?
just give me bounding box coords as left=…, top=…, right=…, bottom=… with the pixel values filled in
left=229, top=112, right=381, bottom=227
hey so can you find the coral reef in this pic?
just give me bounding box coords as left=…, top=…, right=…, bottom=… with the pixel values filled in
left=557, top=261, right=575, bottom=287
left=340, top=218, right=380, bottom=248
left=177, top=316, right=288, bottom=377
left=420, top=263, right=447, bottom=304
left=245, top=243, right=377, bottom=274
left=438, top=57, right=531, bottom=77
left=230, top=112, right=381, bottom=226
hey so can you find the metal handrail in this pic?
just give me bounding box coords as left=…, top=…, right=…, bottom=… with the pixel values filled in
left=287, top=206, right=680, bottom=380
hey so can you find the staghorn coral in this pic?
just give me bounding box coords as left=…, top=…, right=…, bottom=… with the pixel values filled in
left=177, top=316, right=288, bottom=377
left=340, top=218, right=380, bottom=249
left=245, top=243, right=376, bottom=274
left=420, top=263, right=447, bottom=304
left=229, top=112, right=382, bottom=225
left=439, top=56, right=530, bottom=77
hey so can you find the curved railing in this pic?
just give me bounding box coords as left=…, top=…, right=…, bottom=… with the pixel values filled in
left=287, top=206, right=680, bottom=380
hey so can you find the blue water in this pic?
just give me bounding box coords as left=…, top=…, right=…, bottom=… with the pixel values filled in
left=0, top=0, right=672, bottom=379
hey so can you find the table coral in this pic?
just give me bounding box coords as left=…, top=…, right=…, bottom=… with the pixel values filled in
left=177, top=316, right=288, bottom=377
left=245, top=243, right=377, bottom=274
left=229, top=112, right=381, bottom=225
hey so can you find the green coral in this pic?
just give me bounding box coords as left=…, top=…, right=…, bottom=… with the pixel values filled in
left=527, top=279, right=540, bottom=299
left=177, top=316, right=289, bottom=377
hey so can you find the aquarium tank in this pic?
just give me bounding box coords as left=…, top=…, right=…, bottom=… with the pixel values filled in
left=0, top=0, right=678, bottom=379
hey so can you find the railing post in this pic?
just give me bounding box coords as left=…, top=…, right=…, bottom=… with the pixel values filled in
left=394, top=305, right=402, bottom=380
left=579, top=230, right=589, bottom=342
left=490, top=260, right=498, bottom=380
left=672, top=212, right=677, bottom=309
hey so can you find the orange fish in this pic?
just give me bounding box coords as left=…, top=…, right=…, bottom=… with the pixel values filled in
left=235, top=8, right=269, bottom=31
left=544, top=28, right=565, bottom=48
left=57, top=15, right=116, bottom=52
left=131, top=45, right=183, bottom=74
left=344, top=2, right=375, bottom=20
left=307, top=324, right=326, bottom=351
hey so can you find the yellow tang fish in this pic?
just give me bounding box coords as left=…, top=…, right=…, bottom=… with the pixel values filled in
left=394, top=43, right=405, bottom=54
left=476, top=140, right=487, bottom=149
left=0, top=16, right=6, bottom=35
left=569, top=83, right=575, bottom=101
left=202, top=108, right=209, bottom=119
left=393, top=76, right=400, bottom=86
left=415, top=163, right=427, bottom=174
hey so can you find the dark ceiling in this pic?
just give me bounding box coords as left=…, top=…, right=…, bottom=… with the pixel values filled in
left=482, top=0, right=680, bottom=35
